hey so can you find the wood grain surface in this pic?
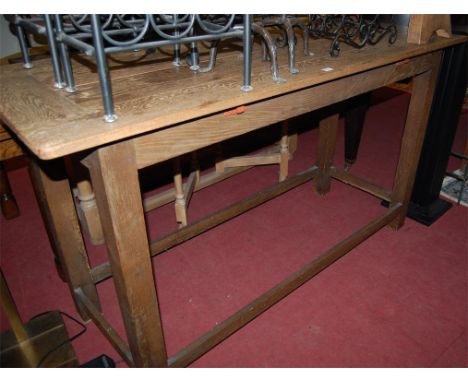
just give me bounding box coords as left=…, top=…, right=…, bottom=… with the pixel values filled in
left=0, top=34, right=466, bottom=160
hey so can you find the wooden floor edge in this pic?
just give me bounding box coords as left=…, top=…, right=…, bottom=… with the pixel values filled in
left=168, top=203, right=403, bottom=367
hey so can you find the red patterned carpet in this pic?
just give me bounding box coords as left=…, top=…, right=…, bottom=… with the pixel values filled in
left=1, top=89, right=466, bottom=367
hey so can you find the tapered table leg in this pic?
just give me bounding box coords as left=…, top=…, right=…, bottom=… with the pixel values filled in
left=343, top=92, right=372, bottom=170
left=29, top=157, right=101, bottom=321
left=86, top=141, right=167, bottom=367
left=389, top=52, right=442, bottom=229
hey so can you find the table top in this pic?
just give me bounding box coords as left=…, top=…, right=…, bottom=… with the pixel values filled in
left=0, top=32, right=466, bottom=160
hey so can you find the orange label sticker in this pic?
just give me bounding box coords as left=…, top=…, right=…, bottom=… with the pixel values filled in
left=223, top=105, right=247, bottom=116
left=396, top=59, right=411, bottom=66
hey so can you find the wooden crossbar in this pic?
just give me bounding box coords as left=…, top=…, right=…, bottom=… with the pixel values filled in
left=75, top=288, right=134, bottom=367
left=90, top=165, right=319, bottom=284
left=331, top=167, right=392, bottom=201
left=168, top=203, right=403, bottom=367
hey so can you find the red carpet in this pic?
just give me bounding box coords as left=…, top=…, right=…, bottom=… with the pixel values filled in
left=0, top=90, right=467, bottom=367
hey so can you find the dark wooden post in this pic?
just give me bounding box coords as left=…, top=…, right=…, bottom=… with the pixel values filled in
left=407, top=42, right=467, bottom=225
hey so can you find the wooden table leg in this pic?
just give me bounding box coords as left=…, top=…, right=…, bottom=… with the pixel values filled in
left=86, top=141, right=168, bottom=367
left=29, top=157, right=101, bottom=321
left=389, top=52, right=442, bottom=229
left=0, top=162, right=20, bottom=219
left=315, top=113, right=339, bottom=195
left=279, top=120, right=289, bottom=182
left=344, top=92, right=372, bottom=170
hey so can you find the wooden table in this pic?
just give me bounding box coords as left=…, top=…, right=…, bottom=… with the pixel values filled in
left=1, top=29, right=466, bottom=367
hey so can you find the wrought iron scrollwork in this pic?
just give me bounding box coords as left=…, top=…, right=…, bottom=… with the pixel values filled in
left=9, top=14, right=399, bottom=123
left=308, top=14, right=397, bottom=57
left=9, top=14, right=256, bottom=122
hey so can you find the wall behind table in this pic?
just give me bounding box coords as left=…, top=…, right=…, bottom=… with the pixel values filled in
left=0, top=16, right=20, bottom=59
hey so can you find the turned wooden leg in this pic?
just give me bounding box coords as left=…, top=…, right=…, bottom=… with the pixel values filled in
left=0, top=162, right=20, bottom=219
left=279, top=121, right=289, bottom=181
left=315, top=114, right=339, bottom=195
left=389, top=52, right=442, bottom=229
left=86, top=141, right=167, bottom=367
left=65, top=155, right=104, bottom=245
left=29, top=157, right=101, bottom=321
left=173, top=157, right=188, bottom=227
left=75, top=180, right=104, bottom=245
left=173, top=154, right=199, bottom=228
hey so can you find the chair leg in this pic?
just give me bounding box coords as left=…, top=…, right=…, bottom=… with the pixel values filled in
left=75, top=180, right=104, bottom=245
left=173, top=157, right=188, bottom=227
left=173, top=154, right=200, bottom=228
left=279, top=121, right=290, bottom=182
left=0, top=162, right=20, bottom=220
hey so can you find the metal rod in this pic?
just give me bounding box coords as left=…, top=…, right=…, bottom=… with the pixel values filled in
left=103, top=30, right=242, bottom=54
left=252, top=23, right=283, bottom=83
left=43, top=15, right=65, bottom=88
left=283, top=16, right=299, bottom=74
left=173, top=27, right=182, bottom=66
left=168, top=203, right=403, bottom=367
left=197, top=40, right=219, bottom=73
left=187, top=27, right=200, bottom=71
left=61, top=27, right=241, bottom=54
left=18, top=18, right=46, bottom=35
left=69, top=22, right=194, bottom=41
left=15, top=21, right=32, bottom=69
left=60, top=33, right=95, bottom=56
left=90, top=14, right=117, bottom=123
left=54, top=15, right=76, bottom=93
left=241, top=14, right=253, bottom=92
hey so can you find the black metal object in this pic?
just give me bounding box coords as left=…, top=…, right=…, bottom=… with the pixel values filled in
left=80, top=354, right=116, bottom=368
left=346, top=41, right=467, bottom=225
left=406, top=41, right=467, bottom=225
left=308, top=15, right=397, bottom=57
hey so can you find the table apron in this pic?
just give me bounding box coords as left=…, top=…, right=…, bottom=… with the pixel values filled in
left=132, top=52, right=436, bottom=169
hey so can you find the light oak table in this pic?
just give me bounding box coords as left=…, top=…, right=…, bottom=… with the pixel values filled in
left=1, top=32, right=466, bottom=367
